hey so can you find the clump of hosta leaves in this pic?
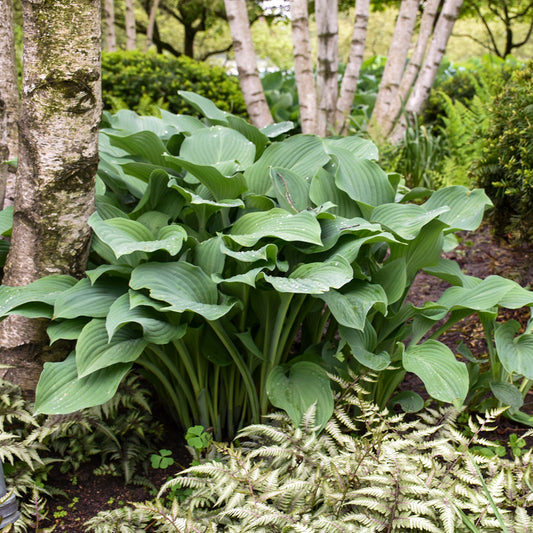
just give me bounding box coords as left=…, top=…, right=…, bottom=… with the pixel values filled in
left=85, top=376, right=533, bottom=533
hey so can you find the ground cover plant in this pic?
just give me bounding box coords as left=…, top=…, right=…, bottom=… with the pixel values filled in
left=1, top=93, right=533, bottom=443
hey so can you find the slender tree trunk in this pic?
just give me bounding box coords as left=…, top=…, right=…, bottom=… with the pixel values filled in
left=144, top=0, right=160, bottom=52
left=378, top=0, right=441, bottom=138
left=291, top=0, right=317, bottom=134
left=104, top=0, right=117, bottom=52
left=0, top=0, right=102, bottom=394
left=0, top=0, right=19, bottom=208
left=335, top=0, right=370, bottom=134
left=316, top=0, right=339, bottom=137
left=404, top=0, right=464, bottom=117
left=224, top=0, right=273, bottom=128
left=125, top=0, right=137, bottom=50
left=370, top=0, right=420, bottom=139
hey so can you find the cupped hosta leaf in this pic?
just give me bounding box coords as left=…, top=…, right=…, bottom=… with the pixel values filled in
left=270, top=167, right=310, bottom=213
left=104, top=108, right=180, bottom=137
left=245, top=135, right=330, bottom=195
left=319, top=281, right=388, bottom=331
left=309, top=168, right=362, bottom=218
left=495, top=320, right=533, bottom=380
left=76, top=318, right=147, bottom=378
left=373, top=258, right=407, bottom=305
left=89, top=213, right=186, bottom=258
left=106, top=293, right=186, bottom=344
left=213, top=266, right=268, bottom=287
left=266, top=361, right=333, bottom=431
left=54, top=278, right=128, bottom=319
left=130, top=262, right=237, bottom=320
left=228, top=208, right=322, bottom=247
left=403, top=340, right=468, bottom=407
left=169, top=179, right=244, bottom=210
left=178, top=90, right=228, bottom=123
left=0, top=205, right=13, bottom=236
left=105, top=130, right=167, bottom=166
left=47, top=318, right=90, bottom=344
left=34, top=352, right=132, bottom=415
left=314, top=216, right=384, bottom=252
left=226, top=115, right=268, bottom=158
left=324, top=136, right=379, bottom=160
left=436, top=276, right=533, bottom=317
left=194, top=236, right=225, bottom=275
left=135, top=211, right=171, bottom=236
left=179, top=126, right=256, bottom=169
left=221, top=241, right=279, bottom=264
left=370, top=203, right=449, bottom=240
left=98, top=152, right=148, bottom=199
left=390, top=391, right=425, bottom=413
left=160, top=109, right=207, bottom=133
left=330, top=147, right=395, bottom=207
left=165, top=156, right=247, bottom=200
left=423, top=258, right=481, bottom=289
left=262, top=258, right=352, bottom=294
left=423, top=186, right=492, bottom=232
left=2, top=302, right=53, bottom=319
left=339, top=324, right=390, bottom=371
left=0, top=275, right=77, bottom=316
left=260, top=121, right=294, bottom=138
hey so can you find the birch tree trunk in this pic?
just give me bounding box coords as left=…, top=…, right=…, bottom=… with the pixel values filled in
left=316, top=0, right=339, bottom=137
left=335, top=0, right=370, bottom=134
left=370, top=0, right=420, bottom=139
left=378, top=0, right=441, bottom=138
left=402, top=0, right=464, bottom=119
left=0, top=0, right=19, bottom=208
left=0, top=0, right=102, bottom=394
left=291, top=0, right=317, bottom=134
left=125, top=0, right=137, bottom=50
left=104, top=0, right=117, bottom=52
left=145, top=0, right=160, bottom=52
left=224, top=0, right=273, bottom=128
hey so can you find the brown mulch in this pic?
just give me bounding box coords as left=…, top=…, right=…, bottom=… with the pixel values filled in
left=41, top=223, right=533, bottom=531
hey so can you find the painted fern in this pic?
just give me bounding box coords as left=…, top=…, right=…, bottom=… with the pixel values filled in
left=86, top=377, right=533, bottom=532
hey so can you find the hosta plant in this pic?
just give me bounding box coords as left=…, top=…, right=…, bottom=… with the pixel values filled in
left=85, top=378, right=533, bottom=533
left=1, top=92, right=533, bottom=438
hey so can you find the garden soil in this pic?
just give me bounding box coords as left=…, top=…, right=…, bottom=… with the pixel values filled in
left=43, top=223, right=533, bottom=531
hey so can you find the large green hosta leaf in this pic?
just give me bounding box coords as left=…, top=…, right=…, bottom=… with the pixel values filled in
left=422, top=186, right=492, bottom=232
left=104, top=130, right=167, bottom=166
left=34, top=352, right=132, bottom=415
left=0, top=205, right=13, bottom=236
left=324, top=136, right=379, bottom=160
left=54, top=278, right=128, bottom=319
left=130, top=262, right=237, bottom=320
left=262, top=258, right=352, bottom=294
left=245, top=135, right=330, bottom=195
left=76, top=318, right=147, bottom=378
left=270, top=166, right=311, bottom=213
left=266, top=361, right=333, bottom=431
left=495, top=320, right=533, bottom=380
left=319, top=281, right=388, bottom=331
left=339, top=322, right=390, bottom=371
left=0, top=275, right=77, bottom=316
left=403, top=340, right=468, bottom=407
left=228, top=209, right=322, bottom=247
left=89, top=213, right=187, bottom=258
left=106, top=293, right=186, bottom=344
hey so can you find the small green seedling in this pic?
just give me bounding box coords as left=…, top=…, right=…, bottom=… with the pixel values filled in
left=185, top=425, right=213, bottom=463
left=150, top=449, right=175, bottom=469
left=508, top=434, right=526, bottom=458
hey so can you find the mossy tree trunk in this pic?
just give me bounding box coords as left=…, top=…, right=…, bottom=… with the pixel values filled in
left=0, top=0, right=101, bottom=395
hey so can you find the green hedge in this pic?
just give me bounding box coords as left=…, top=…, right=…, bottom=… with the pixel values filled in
left=472, top=62, right=533, bottom=241
left=101, top=50, right=247, bottom=118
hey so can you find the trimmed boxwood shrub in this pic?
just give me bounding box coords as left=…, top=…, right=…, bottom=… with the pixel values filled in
left=101, top=50, right=247, bottom=118
left=472, top=62, right=533, bottom=241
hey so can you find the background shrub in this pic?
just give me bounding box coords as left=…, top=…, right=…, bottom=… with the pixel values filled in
left=101, top=50, right=247, bottom=118
left=472, top=61, right=533, bottom=240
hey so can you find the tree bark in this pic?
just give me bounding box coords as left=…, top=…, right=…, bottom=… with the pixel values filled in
left=316, top=0, right=339, bottom=137
left=378, top=0, right=441, bottom=138
left=224, top=0, right=273, bottom=128
left=104, top=0, right=117, bottom=52
left=144, top=0, right=160, bottom=52
left=404, top=0, right=464, bottom=117
left=370, top=0, right=420, bottom=139
left=335, top=0, right=370, bottom=134
left=0, top=0, right=19, bottom=208
left=125, top=0, right=137, bottom=50
left=291, top=0, right=317, bottom=134
left=0, top=0, right=102, bottom=394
